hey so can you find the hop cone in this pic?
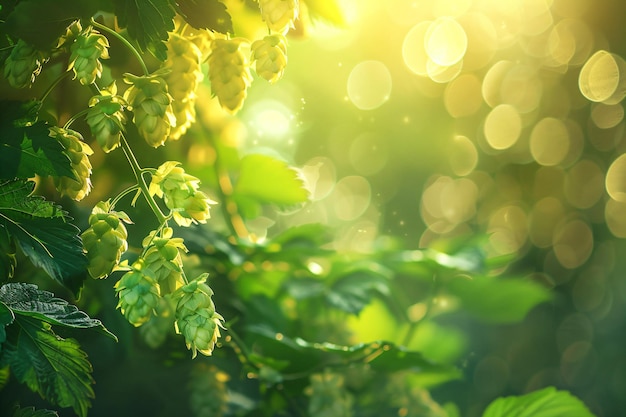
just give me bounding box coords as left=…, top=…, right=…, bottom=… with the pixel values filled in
left=163, top=33, right=203, bottom=140
left=115, top=259, right=161, bottom=327
left=50, top=127, right=93, bottom=201
left=68, top=25, right=109, bottom=85
left=251, top=34, right=288, bottom=83
left=173, top=275, right=224, bottom=358
left=123, top=71, right=176, bottom=147
left=3, top=39, right=46, bottom=88
left=258, top=0, right=299, bottom=34
left=307, top=372, right=354, bottom=417
left=189, top=363, right=229, bottom=417
left=86, top=82, right=127, bottom=152
left=208, top=38, right=252, bottom=114
left=139, top=295, right=175, bottom=349
left=142, top=226, right=187, bottom=294
left=81, top=200, right=131, bottom=279
left=149, top=161, right=215, bottom=227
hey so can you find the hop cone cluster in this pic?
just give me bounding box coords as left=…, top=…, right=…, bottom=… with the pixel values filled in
left=163, top=33, right=203, bottom=140
left=251, top=34, right=288, bottom=84
left=123, top=71, right=176, bottom=147
left=208, top=38, right=252, bottom=114
left=258, top=0, right=299, bottom=34
left=67, top=24, right=109, bottom=85
left=50, top=127, right=93, bottom=201
left=173, top=275, right=224, bottom=358
left=115, top=259, right=161, bottom=327
left=86, top=82, right=127, bottom=152
left=3, top=39, right=47, bottom=88
left=149, top=161, right=215, bottom=227
left=142, top=227, right=187, bottom=294
left=81, top=200, right=131, bottom=278
left=307, top=372, right=354, bottom=417
left=189, top=363, right=229, bottom=417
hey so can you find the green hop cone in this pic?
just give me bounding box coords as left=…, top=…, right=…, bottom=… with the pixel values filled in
left=86, top=82, right=127, bottom=152
left=307, top=372, right=354, bottom=417
left=123, top=71, right=176, bottom=147
left=149, top=161, right=215, bottom=227
left=139, top=295, right=175, bottom=349
left=173, top=274, right=224, bottom=358
left=50, top=126, right=93, bottom=201
left=258, top=0, right=299, bottom=34
left=3, top=39, right=47, bottom=88
left=81, top=200, right=131, bottom=279
left=142, top=226, right=187, bottom=294
left=251, top=34, right=288, bottom=84
left=115, top=259, right=161, bottom=327
left=189, top=363, right=229, bottom=417
left=163, top=33, right=203, bottom=140
left=68, top=25, right=109, bottom=85
left=208, top=38, right=252, bottom=114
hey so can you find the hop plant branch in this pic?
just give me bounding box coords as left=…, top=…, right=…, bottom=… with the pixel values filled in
left=90, top=18, right=149, bottom=76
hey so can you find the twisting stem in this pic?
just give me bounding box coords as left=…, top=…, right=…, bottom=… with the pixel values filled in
left=90, top=18, right=149, bottom=75
left=110, top=184, right=140, bottom=209
left=63, top=108, right=90, bottom=129
left=120, top=136, right=168, bottom=225
left=401, top=274, right=439, bottom=347
left=40, top=71, right=71, bottom=103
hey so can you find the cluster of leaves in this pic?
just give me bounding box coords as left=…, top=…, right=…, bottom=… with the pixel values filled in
left=0, top=1, right=600, bottom=417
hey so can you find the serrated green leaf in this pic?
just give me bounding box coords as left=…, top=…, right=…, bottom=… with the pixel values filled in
left=302, top=0, right=346, bottom=26
left=175, top=0, right=233, bottom=34
left=0, top=283, right=116, bottom=340
left=0, top=301, right=15, bottom=346
left=326, top=267, right=391, bottom=314
left=234, top=154, right=309, bottom=217
left=0, top=180, right=87, bottom=298
left=114, top=0, right=176, bottom=61
left=0, top=100, right=73, bottom=180
left=446, top=276, right=551, bottom=323
left=11, top=405, right=59, bottom=417
left=4, top=0, right=102, bottom=49
left=482, top=386, right=596, bottom=417
left=1, top=317, right=94, bottom=417
left=245, top=324, right=459, bottom=380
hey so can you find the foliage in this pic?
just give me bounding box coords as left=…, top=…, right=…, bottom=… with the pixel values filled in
left=0, top=1, right=600, bottom=417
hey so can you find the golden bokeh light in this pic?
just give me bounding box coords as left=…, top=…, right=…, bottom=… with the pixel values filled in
left=579, top=50, right=626, bottom=104
left=347, top=60, right=392, bottom=110
left=529, top=117, right=570, bottom=166
left=448, top=135, right=478, bottom=176
left=484, top=104, right=522, bottom=150
left=564, top=159, right=604, bottom=209
left=590, top=103, right=624, bottom=129
left=425, top=17, right=468, bottom=67
left=444, top=73, right=483, bottom=118
left=402, top=21, right=432, bottom=76
left=552, top=219, right=593, bottom=269
left=605, top=153, right=626, bottom=202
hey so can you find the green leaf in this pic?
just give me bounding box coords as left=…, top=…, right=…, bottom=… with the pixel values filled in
left=234, top=154, right=309, bottom=218
left=4, top=0, right=103, bottom=49
left=245, top=325, right=459, bottom=381
left=446, top=276, right=551, bottom=323
left=482, top=386, right=597, bottom=417
left=326, top=265, right=391, bottom=314
left=0, top=100, right=73, bottom=180
left=0, top=301, right=15, bottom=346
left=0, top=365, right=9, bottom=390
left=175, top=0, right=233, bottom=34
left=0, top=180, right=87, bottom=298
left=0, top=283, right=116, bottom=340
left=302, top=0, right=347, bottom=26
left=114, top=0, right=176, bottom=61
left=11, top=405, right=59, bottom=417
left=1, top=317, right=94, bottom=417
